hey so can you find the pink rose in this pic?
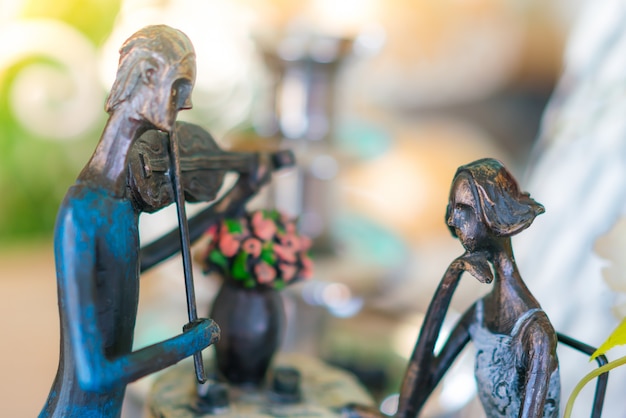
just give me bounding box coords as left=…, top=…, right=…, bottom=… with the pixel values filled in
left=204, top=223, right=219, bottom=240
left=219, top=231, right=240, bottom=257
left=274, top=244, right=297, bottom=263
left=278, top=263, right=297, bottom=282
left=242, top=238, right=262, bottom=258
left=251, top=211, right=276, bottom=241
left=254, top=261, right=276, bottom=284
left=299, top=236, right=312, bottom=252
left=278, top=233, right=301, bottom=252
left=200, top=225, right=218, bottom=255
left=237, top=220, right=251, bottom=239
left=285, top=220, right=297, bottom=234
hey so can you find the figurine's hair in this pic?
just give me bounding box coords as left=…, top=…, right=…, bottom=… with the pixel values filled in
left=105, top=25, right=195, bottom=113
left=448, top=158, right=544, bottom=237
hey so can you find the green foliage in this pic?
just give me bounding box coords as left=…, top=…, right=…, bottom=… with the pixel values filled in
left=0, top=74, right=100, bottom=242
left=565, top=355, right=626, bottom=418
left=23, top=0, right=122, bottom=45
left=565, top=317, right=626, bottom=417
left=265, top=209, right=279, bottom=221
left=260, top=242, right=275, bottom=265
left=0, top=63, right=90, bottom=242
left=231, top=250, right=250, bottom=280
left=209, top=250, right=228, bottom=271
left=225, top=219, right=243, bottom=234
left=0, top=1, right=121, bottom=243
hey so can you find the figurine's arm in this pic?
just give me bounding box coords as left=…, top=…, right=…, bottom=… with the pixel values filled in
left=91, top=320, right=219, bottom=392
left=57, top=210, right=219, bottom=392
left=140, top=151, right=289, bottom=272
left=343, top=255, right=482, bottom=418
left=518, top=316, right=558, bottom=417
left=396, top=258, right=467, bottom=418
left=429, top=305, right=474, bottom=385
left=397, top=252, right=491, bottom=418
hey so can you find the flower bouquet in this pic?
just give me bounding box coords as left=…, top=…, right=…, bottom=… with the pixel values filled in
left=200, top=209, right=313, bottom=290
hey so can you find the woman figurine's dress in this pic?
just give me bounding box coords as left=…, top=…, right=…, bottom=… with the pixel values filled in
left=470, top=300, right=560, bottom=417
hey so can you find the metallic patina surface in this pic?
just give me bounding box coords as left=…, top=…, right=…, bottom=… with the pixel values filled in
left=40, top=25, right=286, bottom=417
left=344, top=159, right=565, bottom=418
left=396, top=158, right=560, bottom=418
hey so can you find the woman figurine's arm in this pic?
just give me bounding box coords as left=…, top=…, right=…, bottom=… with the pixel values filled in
left=519, top=318, right=559, bottom=417
left=58, top=211, right=219, bottom=392
left=429, top=305, right=474, bottom=386
left=400, top=310, right=474, bottom=418
left=396, top=256, right=471, bottom=418
left=397, top=252, right=491, bottom=417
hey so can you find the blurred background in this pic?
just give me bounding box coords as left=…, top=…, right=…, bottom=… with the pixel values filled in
left=4, top=0, right=626, bottom=417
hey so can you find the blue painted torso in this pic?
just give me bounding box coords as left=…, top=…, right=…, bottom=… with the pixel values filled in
left=41, top=184, right=139, bottom=418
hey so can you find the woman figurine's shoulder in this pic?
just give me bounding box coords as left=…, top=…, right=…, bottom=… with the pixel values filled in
left=514, top=309, right=558, bottom=348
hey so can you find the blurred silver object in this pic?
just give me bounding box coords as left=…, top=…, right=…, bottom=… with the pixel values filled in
left=254, top=30, right=356, bottom=254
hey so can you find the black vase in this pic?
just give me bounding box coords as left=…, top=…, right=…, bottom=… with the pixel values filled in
left=210, top=280, right=285, bottom=387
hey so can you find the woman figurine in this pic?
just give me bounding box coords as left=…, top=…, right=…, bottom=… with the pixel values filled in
left=396, top=158, right=560, bottom=417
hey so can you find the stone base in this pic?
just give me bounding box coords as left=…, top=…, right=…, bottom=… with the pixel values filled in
left=145, top=353, right=375, bottom=417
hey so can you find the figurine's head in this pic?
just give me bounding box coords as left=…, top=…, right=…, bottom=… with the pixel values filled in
left=446, top=158, right=544, bottom=252
left=105, top=25, right=196, bottom=132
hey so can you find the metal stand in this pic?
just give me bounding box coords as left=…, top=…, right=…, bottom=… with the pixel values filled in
left=557, top=333, right=609, bottom=418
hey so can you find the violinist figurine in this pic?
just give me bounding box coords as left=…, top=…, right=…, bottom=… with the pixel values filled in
left=40, top=25, right=281, bottom=418
left=397, top=158, right=560, bottom=417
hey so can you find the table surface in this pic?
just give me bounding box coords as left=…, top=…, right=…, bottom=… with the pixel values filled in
left=0, top=243, right=59, bottom=417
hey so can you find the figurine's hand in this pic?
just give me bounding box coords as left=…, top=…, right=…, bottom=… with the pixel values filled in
left=245, top=149, right=295, bottom=192
left=183, top=318, right=220, bottom=347
left=450, top=252, right=493, bottom=284
left=241, top=152, right=273, bottom=195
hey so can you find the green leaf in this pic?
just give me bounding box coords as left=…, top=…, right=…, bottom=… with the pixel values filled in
left=244, top=279, right=256, bottom=289
left=231, top=251, right=250, bottom=280
left=260, top=244, right=276, bottom=265
left=209, top=250, right=228, bottom=270
left=225, top=219, right=243, bottom=234
left=591, top=317, right=626, bottom=360
left=273, top=280, right=285, bottom=290
left=24, top=0, right=122, bottom=46
left=267, top=209, right=280, bottom=221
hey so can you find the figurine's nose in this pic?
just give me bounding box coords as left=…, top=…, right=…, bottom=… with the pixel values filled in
left=447, top=213, right=456, bottom=228
left=181, top=96, right=193, bottom=110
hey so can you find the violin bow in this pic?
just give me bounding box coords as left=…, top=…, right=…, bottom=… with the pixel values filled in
left=167, top=125, right=207, bottom=384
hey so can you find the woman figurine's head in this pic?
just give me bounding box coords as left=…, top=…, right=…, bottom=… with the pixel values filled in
left=446, top=158, right=544, bottom=252
left=105, top=25, right=196, bottom=131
